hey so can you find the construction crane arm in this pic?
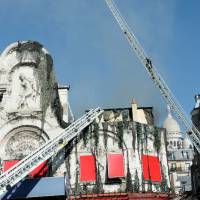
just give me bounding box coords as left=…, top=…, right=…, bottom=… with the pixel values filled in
left=105, top=0, right=200, bottom=152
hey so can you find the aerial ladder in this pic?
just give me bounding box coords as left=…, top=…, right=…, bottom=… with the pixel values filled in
left=0, top=107, right=103, bottom=195
left=105, top=0, right=200, bottom=153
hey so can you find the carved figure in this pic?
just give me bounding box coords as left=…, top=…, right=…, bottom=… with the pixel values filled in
left=17, top=73, right=37, bottom=109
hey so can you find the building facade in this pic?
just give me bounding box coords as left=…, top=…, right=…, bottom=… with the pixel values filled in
left=191, top=94, right=200, bottom=196
left=163, top=106, right=194, bottom=193
left=0, top=41, right=172, bottom=199
left=0, top=41, right=70, bottom=175
left=61, top=102, right=171, bottom=197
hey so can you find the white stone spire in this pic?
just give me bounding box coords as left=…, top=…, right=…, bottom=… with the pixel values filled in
left=167, top=105, right=173, bottom=118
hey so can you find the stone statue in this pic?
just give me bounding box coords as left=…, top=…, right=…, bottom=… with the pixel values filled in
left=17, top=73, right=37, bottom=109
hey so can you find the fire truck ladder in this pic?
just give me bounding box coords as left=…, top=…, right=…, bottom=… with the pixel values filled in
left=105, top=0, right=200, bottom=153
left=0, top=107, right=103, bottom=196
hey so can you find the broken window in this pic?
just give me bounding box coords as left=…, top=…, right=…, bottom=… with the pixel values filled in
left=0, top=93, right=3, bottom=102
left=171, top=163, right=177, bottom=171
left=0, top=89, right=6, bottom=103
left=0, top=92, right=4, bottom=103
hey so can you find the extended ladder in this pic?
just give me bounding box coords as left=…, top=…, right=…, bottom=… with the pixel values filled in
left=105, top=0, right=200, bottom=153
left=0, top=107, right=103, bottom=195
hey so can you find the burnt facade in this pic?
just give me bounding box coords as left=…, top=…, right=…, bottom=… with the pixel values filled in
left=191, top=95, right=200, bottom=196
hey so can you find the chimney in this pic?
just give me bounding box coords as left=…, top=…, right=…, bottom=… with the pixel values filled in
left=58, top=85, right=70, bottom=123
left=131, top=98, right=138, bottom=122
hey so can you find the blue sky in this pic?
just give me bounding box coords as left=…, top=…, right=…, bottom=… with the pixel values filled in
left=0, top=0, right=199, bottom=126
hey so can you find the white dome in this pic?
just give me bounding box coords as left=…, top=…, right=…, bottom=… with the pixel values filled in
left=183, top=137, right=193, bottom=149
left=163, top=106, right=181, bottom=135
left=163, top=115, right=181, bottom=133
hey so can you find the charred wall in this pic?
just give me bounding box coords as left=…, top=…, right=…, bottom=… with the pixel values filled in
left=191, top=107, right=200, bottom=195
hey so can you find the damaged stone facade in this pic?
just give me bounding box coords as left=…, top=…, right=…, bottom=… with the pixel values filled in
left=0, top=41, right=70, bottom=171
left=59, top=106, right=170, bottom=195
left=0, top=41, right=171, bottom=197
left=191, top=95, right=200, bottom=196
left=163, top=106, right=194, bottom=193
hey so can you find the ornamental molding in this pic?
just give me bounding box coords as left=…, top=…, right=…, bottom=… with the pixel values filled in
left=1, top=126, right=48, bottom=160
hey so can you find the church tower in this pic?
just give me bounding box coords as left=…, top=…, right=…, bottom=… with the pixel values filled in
left=163, top=106, right=183, bottom=150
left=163, top=106, right=193, bottom=193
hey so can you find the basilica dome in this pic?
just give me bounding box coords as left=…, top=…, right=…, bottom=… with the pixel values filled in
left=163, top=106, right=184, bottom=140
left=163, top=106, right=181, bottom=134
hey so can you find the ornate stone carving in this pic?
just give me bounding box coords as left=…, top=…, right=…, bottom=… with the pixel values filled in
left=5, top=131, right=45, bottom=159
left=17, top=73, right=38, bottom=110
left=0, top=41, right=69, bottom=163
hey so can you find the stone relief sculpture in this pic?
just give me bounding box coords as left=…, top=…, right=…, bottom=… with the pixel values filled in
left=17, top=73, right=38, bottom=109
left=0, top=41, right=69, bottom=169
left=5, top=131, right=45, bottom=159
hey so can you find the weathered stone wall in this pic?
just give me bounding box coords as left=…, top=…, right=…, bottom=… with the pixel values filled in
left=0, top=41, right=170, bottom=196
left=0, top=41, right=69, bottom=166
left=191, top=106, right=200, bottom=195
left=56, top=111, right=170, bottom=195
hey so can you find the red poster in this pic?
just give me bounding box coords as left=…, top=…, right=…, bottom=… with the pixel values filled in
left=142, top=155, right=162, bottom=182
left=3, top=160, right=19, bottom=172
left=80, top=155, right=96, bottom=182
left=3, top=160, right=48, bottom=178
left=29, top=161, right=48, bottom=178
left=108, top=153, right=125, bottom=178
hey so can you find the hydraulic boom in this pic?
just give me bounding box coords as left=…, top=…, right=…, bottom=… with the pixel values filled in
left=105, top=0, right=200, bottom=152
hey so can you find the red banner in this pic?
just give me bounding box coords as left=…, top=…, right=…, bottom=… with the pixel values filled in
left=3, top=160, right=48, bottom=178
left=3, top=160, right=19, bottom=172
left=29, top=161, right=48, bottom=178
left=80, top=155, right=96, bottom=182
left=108, top=153, right=125, bottom=178
left=142, top=155, right=162, bottom=182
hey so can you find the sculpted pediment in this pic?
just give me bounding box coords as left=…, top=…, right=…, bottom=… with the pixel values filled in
left=0, top=41, right=56, bottom=119
left=0, top=41, right=70, bottom=170
left=0, top=41, right=68, bottom=130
